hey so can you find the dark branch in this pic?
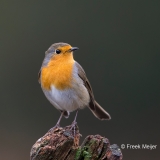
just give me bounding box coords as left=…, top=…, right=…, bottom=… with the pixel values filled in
left=30, top=125, right=122, bottom=160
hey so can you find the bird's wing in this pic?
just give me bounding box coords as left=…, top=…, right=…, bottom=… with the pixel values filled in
left=75, top=61, right=111, bottom=120
left=38, top=69, right=41, bottom=83
left=75, top=61, right=96, bottom=110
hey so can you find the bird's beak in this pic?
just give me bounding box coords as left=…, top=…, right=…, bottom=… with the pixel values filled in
left=69, top=47, right=79, bottom=52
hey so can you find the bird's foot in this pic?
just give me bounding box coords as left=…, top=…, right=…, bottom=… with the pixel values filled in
left=69, top=121, right=77, bottom=136
left=48, top=123, right=61, bottom=132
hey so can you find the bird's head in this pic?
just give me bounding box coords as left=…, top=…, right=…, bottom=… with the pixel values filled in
left=42, top=42, right=79, bottom=67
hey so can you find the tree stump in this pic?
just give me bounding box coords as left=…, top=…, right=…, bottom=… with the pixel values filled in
left=30, top=125, right=122, bottom=160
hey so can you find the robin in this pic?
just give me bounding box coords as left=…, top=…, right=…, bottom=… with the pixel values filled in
left=38, top=42, right=111, bottom=128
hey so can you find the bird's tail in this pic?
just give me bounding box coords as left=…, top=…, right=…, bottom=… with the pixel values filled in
left=89, top=101, right=111, bottom=120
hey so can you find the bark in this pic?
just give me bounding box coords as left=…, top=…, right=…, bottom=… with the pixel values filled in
left=30, top=125, right=122, bottom=160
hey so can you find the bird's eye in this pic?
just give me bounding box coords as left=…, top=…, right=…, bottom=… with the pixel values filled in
left=56, top=49, right=61, bottom=54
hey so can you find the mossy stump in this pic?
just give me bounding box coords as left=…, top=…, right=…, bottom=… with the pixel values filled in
left=30, top=125, right=122, bottom=160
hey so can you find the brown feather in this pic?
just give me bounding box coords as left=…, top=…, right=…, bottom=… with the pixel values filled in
left=75, top=62, right=111, bottom=120
left=38, top=69, right=41, bottom=83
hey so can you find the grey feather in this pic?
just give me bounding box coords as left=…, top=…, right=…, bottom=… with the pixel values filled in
left=75, top=61, right=111, bottom=120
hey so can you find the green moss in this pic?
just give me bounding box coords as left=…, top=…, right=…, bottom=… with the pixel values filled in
left=74, top=148, right=82, bottom=160
left=74, top=139, right=99, bottom=160
left=74, top=146, right=92, bottom=160
left=83, top=150, right=91, bottom=159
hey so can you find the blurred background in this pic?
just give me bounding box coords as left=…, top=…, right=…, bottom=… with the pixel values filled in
left=0, top=1, right=160, bottom=160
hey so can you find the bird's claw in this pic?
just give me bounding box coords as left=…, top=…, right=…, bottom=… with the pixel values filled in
left=70, top=121, right=77, bottom=136
left=48, top=123, right=61, bottom=132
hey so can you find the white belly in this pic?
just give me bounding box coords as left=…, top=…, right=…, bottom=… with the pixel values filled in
left=43, top=80, right=90, bottom=112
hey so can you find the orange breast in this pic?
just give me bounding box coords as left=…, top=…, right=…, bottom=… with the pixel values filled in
left=41, top=53, right=74, bottom=90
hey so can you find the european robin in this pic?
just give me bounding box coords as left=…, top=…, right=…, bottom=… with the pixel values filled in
left=38, top=42, right=111, bottom=128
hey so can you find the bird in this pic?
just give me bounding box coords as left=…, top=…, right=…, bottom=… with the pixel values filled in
left=38, top=42, right=111, bottom=128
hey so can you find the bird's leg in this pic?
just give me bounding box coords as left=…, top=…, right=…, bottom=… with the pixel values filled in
left=55, top=111, right=64, bottom=127
left=49, top=111, right=64, bottom=132
left=70, top=109, right=79, bottom=135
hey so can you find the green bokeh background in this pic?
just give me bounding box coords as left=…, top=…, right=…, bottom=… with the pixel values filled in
left=0, top=1, right=160, bottom=160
